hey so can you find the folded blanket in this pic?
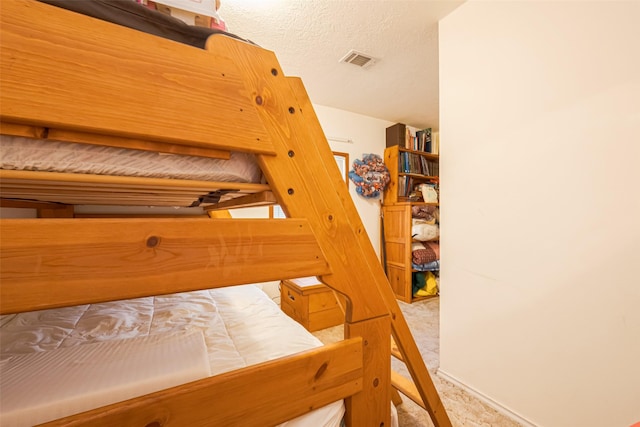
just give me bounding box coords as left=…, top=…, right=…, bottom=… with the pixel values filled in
left=412, top=205, right=439, bottom=223
left=412, top=260, right=440, bottom=272
left=411, top=220, right=439, bottom=241
left=411, top=242, right=440, bottom=265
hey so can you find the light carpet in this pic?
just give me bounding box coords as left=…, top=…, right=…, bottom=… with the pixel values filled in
left=312, top=297, right=524, bottom=427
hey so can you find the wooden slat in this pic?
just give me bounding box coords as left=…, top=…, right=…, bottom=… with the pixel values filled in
left=0, top=170, right=270, bottom=207
left=391, top=336, right=403, bottom=361
left=41, top=338, right=363, bottom=427
left=0, top=170, right=269, bottom=192
left=0, top=198, right=68, bottom=210
left=391, top=370, right=426, bottom=410
left=204, top=191, right=277, bottom=211
left=0, top=0, right=275, bottom=155
left=0, top=194, right=195, bottom=207
left=207, top=210, right=233, bottom=219
left=74, top=214, right=208, bottom=218
left=0, top=218, right=331, bottom=313
left=391, top=387, right=404, bottom=407
left=0, top=122, right=46, bottom=138
left=0, top=192, right=221, bottom=208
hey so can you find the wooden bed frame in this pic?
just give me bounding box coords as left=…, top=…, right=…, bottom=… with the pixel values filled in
left=0, top=1, right=451, bottom=426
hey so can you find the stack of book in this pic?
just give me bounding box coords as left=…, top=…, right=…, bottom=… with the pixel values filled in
left=398, top=152, right=439, bottom=176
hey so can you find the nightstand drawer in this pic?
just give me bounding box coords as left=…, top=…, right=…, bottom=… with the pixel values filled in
left=280, top=278, right=344, bottom=332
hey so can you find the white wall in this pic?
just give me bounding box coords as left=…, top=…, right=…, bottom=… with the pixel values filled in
left=439, top=2, right=640, bottom=426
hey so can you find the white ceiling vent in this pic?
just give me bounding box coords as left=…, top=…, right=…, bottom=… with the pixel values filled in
left=339, top=50, right=376, bottom=68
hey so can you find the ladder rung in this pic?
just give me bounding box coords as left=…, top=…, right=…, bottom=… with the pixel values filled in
left=391, top=370, right=426, bottom=410
left=390, top=337, right=403, bottom=361
left=391, top=387, right=403, bottom=406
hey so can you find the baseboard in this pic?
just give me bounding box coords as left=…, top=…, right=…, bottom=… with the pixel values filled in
left=436, top=369, right=538, bottom=427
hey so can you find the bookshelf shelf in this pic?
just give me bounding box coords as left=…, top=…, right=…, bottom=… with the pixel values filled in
left=398, top=173, right=439, bottom=180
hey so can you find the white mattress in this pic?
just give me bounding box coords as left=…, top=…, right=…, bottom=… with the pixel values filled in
left=1, top=332, right=212, bottom=426
left=0, top=135, right=262, bottom=183
left=0, top=285, right=345, bottom=427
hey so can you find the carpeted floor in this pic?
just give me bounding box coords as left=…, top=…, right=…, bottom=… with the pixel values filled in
left=312, top=297, right=523, bottom=427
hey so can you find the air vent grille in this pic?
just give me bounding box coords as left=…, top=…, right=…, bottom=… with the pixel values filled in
left=339, top=50, right=376, bottom=68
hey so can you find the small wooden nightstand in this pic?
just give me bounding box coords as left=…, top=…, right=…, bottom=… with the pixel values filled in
left=280, top=277, right=345, bottom=332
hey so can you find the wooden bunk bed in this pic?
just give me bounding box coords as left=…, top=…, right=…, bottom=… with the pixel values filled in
left=0, top=1, right=452, bottom=426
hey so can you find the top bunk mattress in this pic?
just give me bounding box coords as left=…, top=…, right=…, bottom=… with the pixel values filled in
left=0, top=135, right=263, bottom=184
left=0, top=284, right=345, bottom=426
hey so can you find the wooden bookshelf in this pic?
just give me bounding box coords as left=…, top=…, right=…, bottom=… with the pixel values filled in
left=382, top=135, right=440, bottom=303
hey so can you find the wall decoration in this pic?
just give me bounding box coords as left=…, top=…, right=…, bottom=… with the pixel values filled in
left=348, top=153, right=390, bottom=199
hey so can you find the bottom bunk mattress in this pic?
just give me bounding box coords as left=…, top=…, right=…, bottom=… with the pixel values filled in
left=0, top=285, right=345, bottom=426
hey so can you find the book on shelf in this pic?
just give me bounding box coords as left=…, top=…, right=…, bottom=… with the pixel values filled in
left=431, top=132, right=439, bottom=155
left=415, top=128, right=432, bottom=152
left=398, top=151, right=439, bottom=177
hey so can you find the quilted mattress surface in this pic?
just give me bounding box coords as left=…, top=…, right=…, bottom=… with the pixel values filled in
left=0, top=285, right=345, bottom=426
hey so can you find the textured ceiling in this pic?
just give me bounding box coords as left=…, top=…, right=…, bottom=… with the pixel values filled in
left=221, top=0, right=464, bottom=130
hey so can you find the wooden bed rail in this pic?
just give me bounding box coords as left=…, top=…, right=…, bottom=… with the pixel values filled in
left=0, top=0, right=274, bottom=155
left=39, top=338, right=364, bottom=427
left=0, top=170, right=272, bottom=208
left=0, top=218, right=331, bottom=314
left=0, top=122, right=233, bottom=160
